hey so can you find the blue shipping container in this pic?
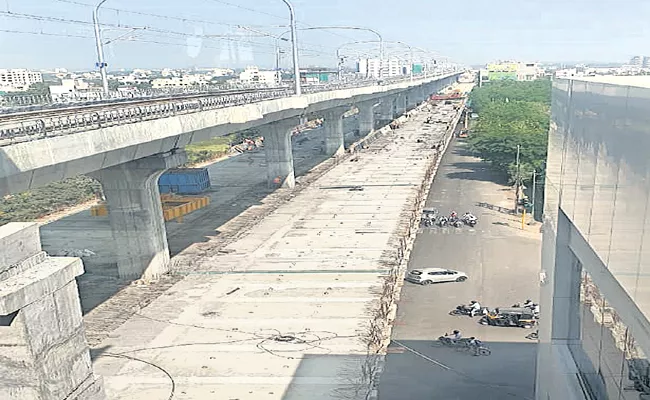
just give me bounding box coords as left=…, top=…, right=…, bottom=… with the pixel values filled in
left=158, top=168, right=211, bottom=194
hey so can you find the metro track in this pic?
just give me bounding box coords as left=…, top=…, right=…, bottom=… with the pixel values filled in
left=0, top=87, right=288, bottom=125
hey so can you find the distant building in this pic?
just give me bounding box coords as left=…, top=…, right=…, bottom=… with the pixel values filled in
left=630, top=55, right=644, bottom=66
left=238, top=66, right=278, bottom=85
left=643, top=57, right=650, bottom=68
left=151, top=75, right=206, bottom=88
left=49, top=79, right=97, bottom=100
left=0, top=69, right=43, bottom=91
left=210, top=68, right=234, bottom=77
left=357, top=58, right=407, bottom=79
left=480, top=61, right=544, bottom=84
left=300, top=70, right=337, bottom=84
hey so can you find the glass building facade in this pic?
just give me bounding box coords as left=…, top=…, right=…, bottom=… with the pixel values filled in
left=537, top=76, right=650, bottom=400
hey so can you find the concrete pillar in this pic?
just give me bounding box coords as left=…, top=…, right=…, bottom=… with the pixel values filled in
left=377, top=97, right=395, bottom=125
left=264, top=117, right=300, bottom=189
left=91, top=150, right=186, bottom=281
left=405, top=90, right=418, bottom=110
left=322, top=107, right=349, bottom=156
left=395, top=94, right=407, bottom=116
left=357, top=101, right=377, bottom=136
left=0, top=222, right=105, bottom=400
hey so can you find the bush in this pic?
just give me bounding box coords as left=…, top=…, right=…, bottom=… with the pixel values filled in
left=0, top=176, right=102, bottom=226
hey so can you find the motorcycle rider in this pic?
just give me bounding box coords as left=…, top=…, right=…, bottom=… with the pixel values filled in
left=469, top=300, right=482, bottom=317
left=523, top=299, right=534, bottom=308
left=450, top=211, right=458, bottom=220
left=532, top=303, right=540, bottom=316
left=469, top=337, right=483, bottom=356
left=444, top=330, right=462, bottom=344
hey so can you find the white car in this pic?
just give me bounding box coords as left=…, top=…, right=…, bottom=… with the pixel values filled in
left=405, top=267, right=468, bottom=285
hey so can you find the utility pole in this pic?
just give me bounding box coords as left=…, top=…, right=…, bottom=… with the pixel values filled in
left=281, top=0, right=301, bottom=95
left=531, top=170, right=537, bottom=221
left=514, top=144, right=521, bottom=214
left=93, top=0, right=110, bottom=96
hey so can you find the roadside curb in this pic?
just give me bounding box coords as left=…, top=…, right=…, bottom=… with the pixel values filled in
left=366, top=100, right=466, bottom=400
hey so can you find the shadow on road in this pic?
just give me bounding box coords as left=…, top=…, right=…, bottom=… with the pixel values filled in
left=378, top=339, right=537, bottom=400
left=477, top=201, right=515, bottom=216
left=445, top=161, right=509, bottom=185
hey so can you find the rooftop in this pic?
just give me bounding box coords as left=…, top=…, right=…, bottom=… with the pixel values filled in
left=567, top=74, right=650, bottom=88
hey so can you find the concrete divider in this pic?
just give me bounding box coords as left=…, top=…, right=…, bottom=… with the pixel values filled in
left=366, top=100, right=467, bottom=400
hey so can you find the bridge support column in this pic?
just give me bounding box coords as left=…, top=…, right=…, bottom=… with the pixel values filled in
left=0, top=222, right=106, bottom=400
left=264, top=118, right=299, bottom=189
left=406, top=90, right=418, bottom=110
left=395, top=94, right=407, bottom=116
left=91, top=150, right=186, bottom=281
left=357, top=101, right=377, bottom=136
left=322, top=107, right=349, bottom=156
left=377, top=97, right=395, bottom=126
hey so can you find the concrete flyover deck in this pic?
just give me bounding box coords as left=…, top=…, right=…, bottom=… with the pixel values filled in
left=40, top=115, right=361, bottom=313
left=0, top=73, right=459, bottom=196
left=89, top=102, right=462, bottom=400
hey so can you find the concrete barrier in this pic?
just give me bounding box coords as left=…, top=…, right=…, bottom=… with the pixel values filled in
left=366, top=100, right=467, bottom=400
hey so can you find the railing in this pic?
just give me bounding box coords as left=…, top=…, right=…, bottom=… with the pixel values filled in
left=0, top=70, right=460, bottom=147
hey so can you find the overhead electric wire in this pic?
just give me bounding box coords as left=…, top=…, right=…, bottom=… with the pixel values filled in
left=0, top=27, right=325, bottom=58
left=0, top=11, right=333, bottom=58
left=53, top=0, right=239, bottom=29
left=51, top=0, right=347, bottom=54
left=0, top=10, right=339, bottom=58
left=0, top=28, right=90, bottom=39
left=202, top=0, right=287, bottom=21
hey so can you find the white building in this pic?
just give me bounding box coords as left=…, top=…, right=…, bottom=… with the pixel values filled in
left=516, top=62, right=544, bottom=81
left=49, top=79, right=96, bottom=100
left=238, top=66, right=278, bottom=85
left=0, top=69, right=43, bottom=91
left=357, top=58, right=408, bottom=79
left=210, top=68, right=234, bottom=77
left=151, top=75, right=207, bottom=89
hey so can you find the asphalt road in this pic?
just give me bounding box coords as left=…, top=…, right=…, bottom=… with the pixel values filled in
left=378, top=137, right=542, bottom=400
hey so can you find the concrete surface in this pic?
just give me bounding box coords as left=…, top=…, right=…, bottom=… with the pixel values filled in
left=0, top=74, right=459, bottom=196
left=0, top=222, right=105, bottom=400
left=87, top=102, right=457, bottom=400
left=40, top=115, right=361, bottom=315
left=378, top=137, right=542, bottom=400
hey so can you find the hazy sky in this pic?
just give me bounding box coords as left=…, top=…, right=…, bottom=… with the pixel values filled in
left=1, top=0, right=648, bottom=70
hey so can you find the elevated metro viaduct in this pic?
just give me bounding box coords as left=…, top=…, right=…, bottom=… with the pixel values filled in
left=0, top=74, right=461, bottom=400
left=0, top=74, right=459, bottom=283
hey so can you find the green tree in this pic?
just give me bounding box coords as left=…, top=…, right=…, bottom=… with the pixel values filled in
left=27, top=82, right=52, bottom=96
left=108, top=80, right=122, bottom=90
left=467, top=80, right=551, bottom=183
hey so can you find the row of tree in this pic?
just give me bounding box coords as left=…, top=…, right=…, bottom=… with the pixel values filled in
left=467, top=79, right=551, bottom=183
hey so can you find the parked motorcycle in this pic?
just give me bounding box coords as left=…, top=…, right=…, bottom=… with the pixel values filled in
left=462, top=214, right=478, bottom=227
left=438, top=216, right=449, bottom=227
left=449, top=218, right=464, bottom=228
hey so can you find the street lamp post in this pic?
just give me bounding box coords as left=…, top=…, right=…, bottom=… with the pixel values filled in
left=281, top=0, right=301, bottom=96
left=395, top=41, right=413, bottom=81
left=278, top=26, right=382, bottom=80
left=93, top=0, right=109, bottom=96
